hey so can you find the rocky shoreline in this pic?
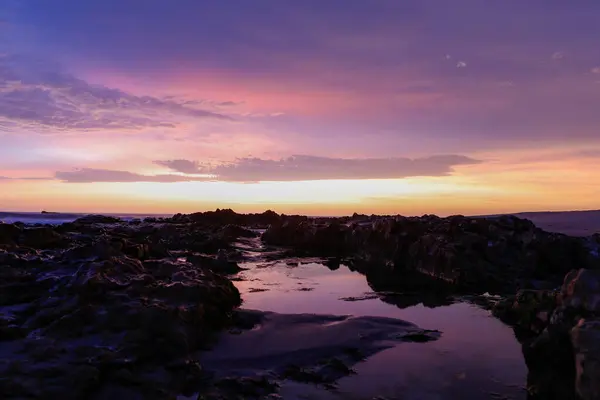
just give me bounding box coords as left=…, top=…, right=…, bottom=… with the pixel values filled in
left=1, top=209, right=599, bottom=399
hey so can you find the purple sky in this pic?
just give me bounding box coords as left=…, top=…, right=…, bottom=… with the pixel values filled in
left=1, top=0, right=599, bottom=214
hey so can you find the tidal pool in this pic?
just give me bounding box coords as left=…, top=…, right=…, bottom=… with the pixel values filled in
left=232, top=261, right=527, bottom=399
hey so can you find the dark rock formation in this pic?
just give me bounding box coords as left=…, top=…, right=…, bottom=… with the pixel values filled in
left=174, top=208, right=281, bottom=228
left=0, top=223, right=20, bottom=245
left=262, top=214, right=600, bottom=294
left=493, top=269, right=600, bottom=399
left=72, top=214, right=123, bottom=225
left=0, top=216, right=249, bottom=399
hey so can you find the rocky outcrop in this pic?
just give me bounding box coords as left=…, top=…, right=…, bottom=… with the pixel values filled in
left=262, top=215, right=600, bottom=294
left=572, top=319, right=600, bottom=400
left=261, top=220, right=349, bottom=255
left=493, top=269, right=600, bottom=399
left=72, top=214, right=123, bottom=225
left=0, top=223, right=20, bottom=246
left=0, top=217, right=248, bottom=399
left=1, top=224, right=69, bottom=249
left=174, top=208, right=282, bottom=228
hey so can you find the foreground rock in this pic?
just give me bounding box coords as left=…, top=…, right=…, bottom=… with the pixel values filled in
left=262, top=215, right=600, bottom=294
left=0, top=220, right=245, bottom=398
left=493, top=268, right=600, bottom=399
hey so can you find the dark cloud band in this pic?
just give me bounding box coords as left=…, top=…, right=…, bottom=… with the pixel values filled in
left=60, top=154, right=481, bottom=183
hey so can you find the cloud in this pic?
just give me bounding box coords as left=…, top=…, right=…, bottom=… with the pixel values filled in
left=572, top=149, right=600, bottom=158
left=0, top=55, right=231, bottom=132
left=456, top=61, right=467, bottom=68
left=153, top=159, right=202, bottom=174
left=55, top=168, right=213, bottom=183
left=552, top=51, right=565, bottom=60
left=0, top=175, right=50, bottom=181
left=154, top=154, right=481, bottom=182
left=217, top=101, right=243, bottom=107
left=591, top=67, right=600, bottom=74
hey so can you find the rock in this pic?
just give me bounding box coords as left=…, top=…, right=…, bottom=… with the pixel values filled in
left=571, top=318, right=600, bottom=400
left=73, top=214, right=122, bottom=224
left=19, top=227, right=67, bottom=249
left=218, top=224, right=258, bottom=241
left=0, top=223, right=21, bottom=245
left=559, top=269, right=600, bottom=313
left=261, top=220, right=349, bottom=256
left=495, top=269, right=600, bottom=399
left=493, top=289, right=558, bottom=337
left=0, top=224, right=242, bottom=398
left=262, top=214, right=600, bottom=294
left=183, top=209, right=281, bottom=228
left=187, top=253, right=243, bottom=275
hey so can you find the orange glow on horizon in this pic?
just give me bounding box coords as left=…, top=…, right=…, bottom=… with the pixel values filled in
left=2, top=153, right=599, bottom=216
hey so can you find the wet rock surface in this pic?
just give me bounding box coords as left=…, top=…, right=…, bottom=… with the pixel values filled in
left=493, top=268, right=600, bottom=399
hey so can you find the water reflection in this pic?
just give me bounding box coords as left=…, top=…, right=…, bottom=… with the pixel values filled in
left=234, top=261, right=527, bottom=399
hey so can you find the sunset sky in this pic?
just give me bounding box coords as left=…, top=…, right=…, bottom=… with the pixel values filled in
left=1, top=0, right=599, bottom=216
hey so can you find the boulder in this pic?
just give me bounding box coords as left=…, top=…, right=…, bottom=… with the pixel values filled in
left=187, top=252, right=242, bottom=275
left=571, top=318, right=600, bottom=400
left=0, top=223, right=21, bottom=246
left=559, top=269, right=600, bottom=313
left=1, top=244, right=241, bottom=398
left=494, top=269, right=600, bottom=399
left=20, top=227, right=67, bottom=249
left=73, top=215, right=122, bottom=225
left=217, top=224, right=258, bottom=241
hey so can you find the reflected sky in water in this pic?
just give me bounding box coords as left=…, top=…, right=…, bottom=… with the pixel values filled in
left=235, top=262, right=527, bottom=399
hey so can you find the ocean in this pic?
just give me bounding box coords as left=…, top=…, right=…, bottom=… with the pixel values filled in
left=0, top=211, right=171, bottom=225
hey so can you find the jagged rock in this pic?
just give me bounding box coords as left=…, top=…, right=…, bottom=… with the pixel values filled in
left=261, top=220, right=349, bottom=255
left=73, top=214, right=123, bottom=225
left=263, top=215, right=600, bottom=293
left=0, top=223, right=21, bottom=245
left=183, top=209, right=281, bottom=228
left=19, top=227, right=67, bottom=249
left=493, top=290, right=558, bottom=337
left=572, top=318, right=600, bottom=400
left=187, top=252, right=243, bottom=275
left=494, top=269, right=600, bottom=399
left=559, top=269, right=600, bottom=313
left=217, top=224, right=258, bottom=241
left=1, top=236, right=241, bottom=398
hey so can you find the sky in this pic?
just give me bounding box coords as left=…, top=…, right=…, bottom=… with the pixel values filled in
left=1, top=0, right=599, bottom=216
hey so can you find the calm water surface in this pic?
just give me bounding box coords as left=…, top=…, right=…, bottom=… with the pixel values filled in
left=234, top=261, right=527, bottom=399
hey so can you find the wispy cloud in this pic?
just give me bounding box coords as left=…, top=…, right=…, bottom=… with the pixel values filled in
left=153, top=159, right=202, bottom=174
left=55, top=168, right=212, bottom=183
left=0, top=55, right=231, bottom=132
left=152, top=154, right=481, bottom=182
left=0, top=175, right=50, bottom=180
